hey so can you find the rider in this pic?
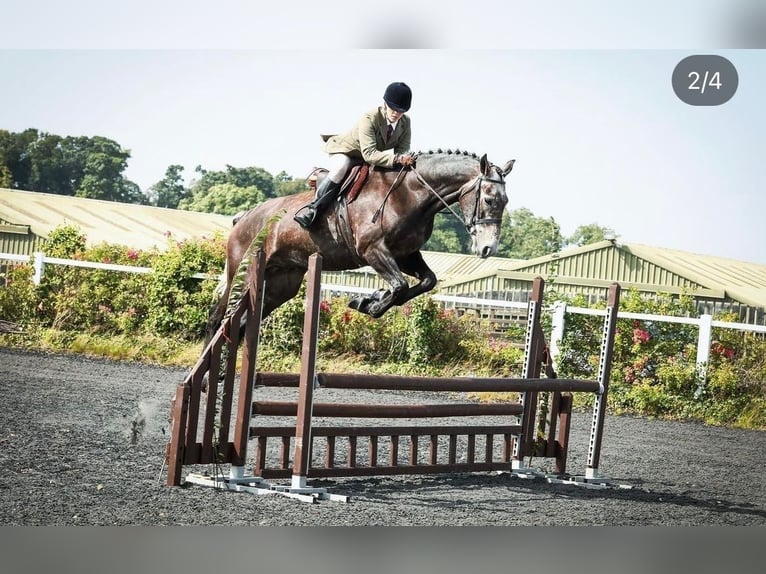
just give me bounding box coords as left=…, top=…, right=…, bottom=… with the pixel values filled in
left=293, top=81, right=417, bottom=229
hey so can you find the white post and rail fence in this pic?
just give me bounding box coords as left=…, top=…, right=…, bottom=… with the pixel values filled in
left=2, top=251, right=765, bottom=386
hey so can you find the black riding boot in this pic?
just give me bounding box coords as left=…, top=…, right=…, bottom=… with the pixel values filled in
left=294, top=177, right=342, bottom=229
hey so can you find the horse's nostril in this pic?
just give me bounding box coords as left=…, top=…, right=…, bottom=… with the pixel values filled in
left=482, top=246, right=492, bottom=258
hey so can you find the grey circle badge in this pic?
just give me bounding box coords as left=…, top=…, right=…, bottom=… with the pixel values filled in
left=672, top=55, right=738, bottom=106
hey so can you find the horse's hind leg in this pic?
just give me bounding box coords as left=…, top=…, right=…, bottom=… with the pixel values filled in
left=261, top=267, right=308, bottom=319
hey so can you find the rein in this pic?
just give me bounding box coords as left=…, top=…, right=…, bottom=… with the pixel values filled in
left=371, top=164, right=409, bottom=224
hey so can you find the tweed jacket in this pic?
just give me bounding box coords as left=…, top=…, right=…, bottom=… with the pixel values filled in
left=322, top=105, right=411, bottom=169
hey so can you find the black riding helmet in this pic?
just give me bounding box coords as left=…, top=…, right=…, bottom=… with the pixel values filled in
left=383, top=82, right=412, bottom=112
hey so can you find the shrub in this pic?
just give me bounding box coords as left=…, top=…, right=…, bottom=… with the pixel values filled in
left=143, top=234, right=225, bottom=340
left=0, top=264, right=37, bottom=324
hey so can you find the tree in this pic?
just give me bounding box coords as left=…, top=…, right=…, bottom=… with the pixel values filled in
left=0, top=163, right=11, bottom=188
left=0, top=129, right=142, bottom=203
left=179, top=182, right=266, bottom=215
left=148, top=164, right=188, bottom=208
left=498, top=207, right=563, bottom=259
left=76, top=136, right=143, bottom=203
left=274, top=171, right=309, bottom=197
left=567, top=223, right=611, bottom=247
left=189, top=165, right=276, bottom=200
left=423, top=211, right=471, bottom=254
left=0, top=128, right=38, bottom=189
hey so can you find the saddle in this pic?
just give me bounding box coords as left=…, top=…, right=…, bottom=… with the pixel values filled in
left=309, top=162, right=369, bottom=204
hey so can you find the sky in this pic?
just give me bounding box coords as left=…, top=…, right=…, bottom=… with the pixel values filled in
left=1, top=1, right=764, bottom=265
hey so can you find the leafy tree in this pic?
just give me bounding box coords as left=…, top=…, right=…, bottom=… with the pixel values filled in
left=189, top=164, right=276, bottom=199
left=76, top=136, right=143, bottom=203
left=27, top=133, right=67, bottom=194
left=179, top=182, right=265, bottom=215
left=0, top=128, right=38, bottom=188
left=567, top=223, right=610, bottom=247
left=0, top=163, right=11, bottom=188
left=0, top=129, right=143, bottom=203
left=423, top=211, right=471, bottom=254
left=274, top=171, right=310, bottom=197
left=498, top=207, right=563, bottom=259
left=148, top=164, right=188, bottom=208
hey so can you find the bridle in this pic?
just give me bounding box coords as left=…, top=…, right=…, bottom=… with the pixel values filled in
left=409, top=165, right=506, bottom=233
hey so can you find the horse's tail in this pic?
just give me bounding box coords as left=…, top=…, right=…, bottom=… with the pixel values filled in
left=212, top=263, right=229, bottom=301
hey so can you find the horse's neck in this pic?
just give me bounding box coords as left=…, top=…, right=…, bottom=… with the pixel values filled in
left=408, top=158, right=479, bottom=213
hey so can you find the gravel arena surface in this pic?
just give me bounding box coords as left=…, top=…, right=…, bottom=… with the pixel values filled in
left=1, top=347, right=765, bottom=526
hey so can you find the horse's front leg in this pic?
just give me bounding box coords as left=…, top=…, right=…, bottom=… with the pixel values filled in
left=348, top=250, right=409, bottom=318
left=390, top=251, right=438, bottom=306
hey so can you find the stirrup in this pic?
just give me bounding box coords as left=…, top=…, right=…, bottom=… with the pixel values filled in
left=294, top=205, right=317, bottom=229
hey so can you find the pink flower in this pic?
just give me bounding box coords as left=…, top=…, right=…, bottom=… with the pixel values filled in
left=319, top=300, right=331, bottom=313
left=126, top=249, right=139, bottom=260
left=632, top=328, right=651, bottom=344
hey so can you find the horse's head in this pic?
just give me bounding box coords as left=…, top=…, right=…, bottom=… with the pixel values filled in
left=458, top=154, right=514, bottom=258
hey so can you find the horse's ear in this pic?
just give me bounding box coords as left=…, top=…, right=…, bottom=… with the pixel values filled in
left=501, top=159, right=516, bottom=176
left=480, top=154, right=489, bottom=175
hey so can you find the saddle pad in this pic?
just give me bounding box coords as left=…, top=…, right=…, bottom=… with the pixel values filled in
left=346, top=165, right=369, bottom=203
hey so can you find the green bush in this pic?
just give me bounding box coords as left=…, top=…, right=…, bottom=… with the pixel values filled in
left=0, top=264, right=37, bottom=324
left=144, top=234, right=225, bottom=340
left=17, top=224, right=226, bottom=340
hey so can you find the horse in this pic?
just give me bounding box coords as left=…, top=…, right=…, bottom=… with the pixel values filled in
left=204, top=150, right=515, bottom=347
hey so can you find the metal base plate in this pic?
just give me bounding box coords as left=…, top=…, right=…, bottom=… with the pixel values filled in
left=184, top=473, right=350, bottom=503
left=505, top=469, right=633, bottom=490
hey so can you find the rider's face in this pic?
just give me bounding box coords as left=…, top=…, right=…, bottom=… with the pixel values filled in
left=385, top=104, right=405, bottom=123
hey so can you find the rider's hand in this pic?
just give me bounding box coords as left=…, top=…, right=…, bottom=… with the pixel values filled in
left=395, top=153, right=416, bottom=167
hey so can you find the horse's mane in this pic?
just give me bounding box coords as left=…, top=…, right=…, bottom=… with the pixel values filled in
left=416, top=148, right=481, bottom=159
left=411, top=149, right=482, bottom=178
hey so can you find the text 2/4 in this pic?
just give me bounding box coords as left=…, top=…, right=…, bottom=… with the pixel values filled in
left=687, top=71, right=722, bottom=94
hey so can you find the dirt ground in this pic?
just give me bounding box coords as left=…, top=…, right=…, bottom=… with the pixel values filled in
left=1, top=347, right=765, bottom=525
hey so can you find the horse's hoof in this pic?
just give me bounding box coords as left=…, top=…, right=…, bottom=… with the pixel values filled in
left=367, top=304, right=386, bottom=318
left=372, top=289, right=390, bottom=302
left=348, top=296, right=371, bottom=315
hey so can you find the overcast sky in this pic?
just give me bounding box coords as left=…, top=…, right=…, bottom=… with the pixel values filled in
left=1, top=2, right=764, bottom=264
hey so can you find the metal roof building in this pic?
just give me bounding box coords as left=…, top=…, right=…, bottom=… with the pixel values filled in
left=0, top=188, right=232, bottom=254
left=436, top=240, right=766, bottom=325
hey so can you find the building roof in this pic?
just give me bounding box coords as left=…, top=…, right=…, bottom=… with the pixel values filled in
left=0, top=188, right=232, bottom=250
left=440, top=240, right=766, bottom=310
left=619, top=242, right=766, bottom=310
